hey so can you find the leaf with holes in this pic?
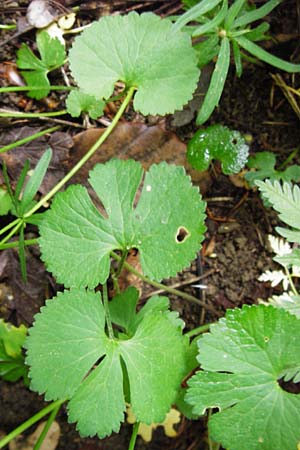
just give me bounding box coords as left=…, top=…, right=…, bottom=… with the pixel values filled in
left=25, top=289, right=187, bottom=438
left=66, top=89, right=105, bottom=119
left=17, top=31, right=66, bottom=100
left=39, top=159, right=206, bottom=288
left=69, top=12, right=199, bottom=115
left=187, top=124, right=249, bottom=174
left=185, top=305, right=300, bottom=450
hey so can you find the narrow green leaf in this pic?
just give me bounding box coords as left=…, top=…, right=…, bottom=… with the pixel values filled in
left=224, top=0, right=246, bottom=30
left=232, top=39, right=242, bottom=77
left=194, top=35, right=220, bottom=68
left=236, top=36, right=300, bottom=72
left=173, top=0, right=222, bottom=32
left=245, top=22, right=270, bottom=42
left=18, top=224, right=27, bottom=282
left=20, top=148, right=52, bottom=215
left=196, top=37, right=230, bottom=125
left=186, top=305, right=300, bottom=450
left=15, top=159, right=30, bottom=204
left=69, top=12, right=200, bottom=115
left=233, top=0, right=281, bottom=28
left=192, top=0, right=228, bottom=36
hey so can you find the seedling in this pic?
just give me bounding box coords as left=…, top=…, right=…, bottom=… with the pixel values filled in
left=245, top=151, right=300, bottom=186
left=174, top=0, right=300, bottom=124
left=1, top=9, right=300, bottom=450
left=187, top=124, right=249, bottom=174
left=16, top=31, right=66, bottom=100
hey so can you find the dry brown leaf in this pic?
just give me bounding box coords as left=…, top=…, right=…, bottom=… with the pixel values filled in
left=71, top=121, right=212, bottom=194
left=0, top=128, right=73, bottom=194
left=127, top=405, right=181, bottom=442
left=9, top=420, right=60, bottom=450
left=0, top=248, right=47, bottom=325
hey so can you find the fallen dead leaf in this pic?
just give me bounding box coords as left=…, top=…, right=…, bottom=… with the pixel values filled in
left=9, top=420, right=60, bottom=450
left=0, top=247, right=47, bottom=325
left=0, top=127, right=73, bottom=194
left=71, top=121, right=212, bottom=194
left=126, top=405, right=181, bottom=442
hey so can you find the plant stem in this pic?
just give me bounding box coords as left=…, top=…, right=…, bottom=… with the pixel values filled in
left=0, top=110, right=67, bottom=118
left=185, top=323, right=212, bottom=338
left=0, top=126, right=60, bottom=154
left=0, top=217, right=20, bottom=237
left=0, top=220, right=23, bottom=245
left=33, top=403, right=61, bottom=450
left=278, top=147, right=299, bottom=170
left=0, top=86, right=73, bottom=93
left=115, top=250, right=129, bottom=278
left=110, top=251, right=216, bottom=312
left=23, top=86, right=136, bottom=219
left=103, top=283, right=114, bottom=339
left=128, top=422, right=140, bottom=450
left=0, top=238, right=38, bottom=250
left=0, top=400, right=64, bottom=449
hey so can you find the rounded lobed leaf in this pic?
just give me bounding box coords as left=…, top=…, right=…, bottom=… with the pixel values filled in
left=66, top=89, right=105, bottom=119
left=39, top=159, right=206, bottom=288
left=26, top=290, right=186, bottom=438
left=69, top=12, right=200, bottom=115
left=186, top=305, right=300, bottom=450
left=187, top=124, right=249, bottom=174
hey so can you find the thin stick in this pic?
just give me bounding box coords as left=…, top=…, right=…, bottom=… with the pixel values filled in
left=0, top=238, right=38, bottom=250
left=0, top=110, right=67, bottom=118
left=0, top=86, right=73, bottom=93
left=140, top=270, right=216, bottom=301
left=110, top=252, right=217, bottom=313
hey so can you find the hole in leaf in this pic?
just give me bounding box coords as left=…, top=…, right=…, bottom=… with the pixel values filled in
left=278, top=377, right=300, bottom=394
left=232, top=138, right=237, bottom=145
left=175, top=226, right=190, bottom=243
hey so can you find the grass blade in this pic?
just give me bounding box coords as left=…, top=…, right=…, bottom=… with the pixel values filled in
left=196, top=37, right=230, bottom=125
left=15, top=160, right=30, bottom=203
left=232, top=40, right=242, bottom=77
left=236, top=36, right=300, bottom=73
left=233, top=0, right=281, bottom=29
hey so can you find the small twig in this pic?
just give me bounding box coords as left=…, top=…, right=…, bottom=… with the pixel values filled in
left=140, top=270, right=216, bottom=301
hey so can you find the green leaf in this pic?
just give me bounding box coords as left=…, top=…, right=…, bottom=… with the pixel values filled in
left=186, top=305, right=300, bottom=450
left=235, top=36, right=300, bottom=73
left=69, top=12, right=199, bottom=115
left=109, top=287, right=139, bottom=335
left=232, top=39, right=242, bottom=76
left=66, top=89, right=105, bottom=119
left=187, top=124, right=249, bottom=174
left=0, top=319, right=27, bottom=382
left=224, top=0, right=246, bottom=30
left=192, top=0, right=228, bottom=37
left=39, top=159, right=206, bottom=288
left=194, top=35, right=220, bottom=68
left=255, top=180, right=300, bottom=231
left=16, top=31, right=66, bottom=99
left=19, top=148, right=52, bottom=216
left=173, top=0, right=222, bottom=32
left=245, top=151, right=300, bottom=186
left=233, top=0, right=281, bottom=28
left=266, top=292, right=300, bottom=319
left=245, top=22, right=270, bottom=42
left=274, top=248, right=300, bottom=268
left=196, top=37, right=230, bottom=125
left=26, top=290, right=187, bottom=437
left=0, top=188, right=12, bottom=215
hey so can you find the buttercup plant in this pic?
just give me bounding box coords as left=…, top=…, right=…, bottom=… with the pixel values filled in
left=0, top=7, right=300, bottom=450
